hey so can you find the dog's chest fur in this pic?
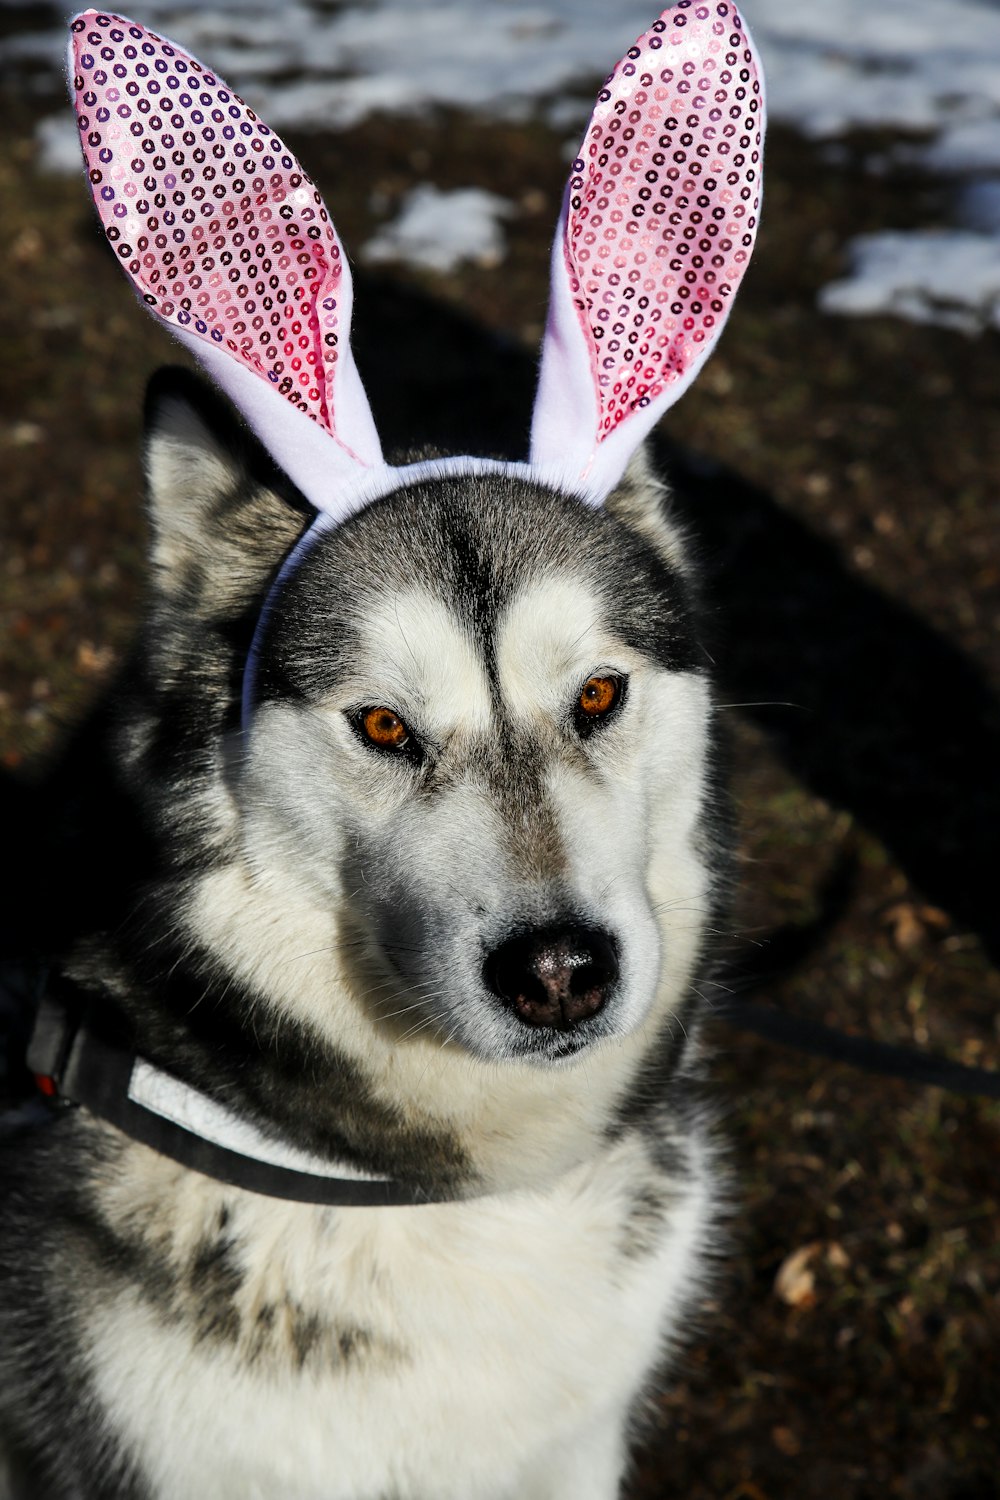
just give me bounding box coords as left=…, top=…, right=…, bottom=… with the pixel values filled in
left=85, top=1129, right=709, bottom=1500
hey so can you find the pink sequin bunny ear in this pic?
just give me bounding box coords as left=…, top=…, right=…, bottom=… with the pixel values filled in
left=69, top=10, right=383, bottom=519
left=530, top=1, right=765, bottom=504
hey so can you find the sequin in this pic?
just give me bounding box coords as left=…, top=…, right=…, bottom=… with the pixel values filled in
left=70, top=11, right=345, bottom=436
left=565, top=0, right=762, bottom=439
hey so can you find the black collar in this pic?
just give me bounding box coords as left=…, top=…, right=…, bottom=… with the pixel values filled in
left=27, top=991, right=452, bottom=1207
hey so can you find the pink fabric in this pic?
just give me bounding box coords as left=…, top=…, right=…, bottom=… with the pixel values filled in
left=530, top=1, right=764, bottom=501
left=69, top=9, right=382, bottom=513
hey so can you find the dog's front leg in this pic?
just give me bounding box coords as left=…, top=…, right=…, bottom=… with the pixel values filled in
left=517, top=1406, right=629, bottom=1500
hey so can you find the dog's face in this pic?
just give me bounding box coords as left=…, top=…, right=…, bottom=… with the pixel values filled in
left=140, top=376, right=721, bottom=1072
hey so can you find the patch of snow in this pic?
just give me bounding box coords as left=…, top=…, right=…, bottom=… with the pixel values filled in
left=10, top=0, right=1000, bottom=330
left=362, top=186, right=513, bottom=274
left=916, top=119, right=1000, bottom=177
left=9, top=0, right=1000, bottom=145
left=748, top=0, right=1000, bottom=141
left=818, top=230, right=1000, bottom=334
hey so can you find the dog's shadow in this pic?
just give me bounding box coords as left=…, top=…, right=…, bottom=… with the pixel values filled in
left=660, top=440, right=1000, bottom=972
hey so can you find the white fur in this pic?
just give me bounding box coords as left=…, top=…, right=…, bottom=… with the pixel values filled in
left=331, top=587, right=495, bottom=740
left=495, top=575, right=605, bottom=720
left=89, top=1129, right=712, bottom=1500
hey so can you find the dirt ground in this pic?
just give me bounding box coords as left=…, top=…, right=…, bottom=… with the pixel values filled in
left=1, top=13, right=998, bottom=1499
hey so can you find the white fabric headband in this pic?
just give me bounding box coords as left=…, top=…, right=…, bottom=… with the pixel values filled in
left=70, top=3, right=765, bottom=518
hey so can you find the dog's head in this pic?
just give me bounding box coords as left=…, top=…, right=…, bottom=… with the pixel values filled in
left=139, top=373, right=723, bottom=1070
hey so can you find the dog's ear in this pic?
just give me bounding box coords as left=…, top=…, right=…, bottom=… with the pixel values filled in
left=530, top=2, right=764, bottom=506
left=605, top=444, right=690, bottom=573
left=143, top=367, right=304, bottom=603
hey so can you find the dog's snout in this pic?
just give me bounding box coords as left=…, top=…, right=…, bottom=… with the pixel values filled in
left=483, top=926, right=619, bottom=1029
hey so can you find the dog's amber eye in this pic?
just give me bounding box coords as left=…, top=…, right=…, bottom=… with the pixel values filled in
left=578, top=675, right=620, bottom=719
left=574, top=674, right=626, bottom=737
left=360, top=706, right=411, bottom=751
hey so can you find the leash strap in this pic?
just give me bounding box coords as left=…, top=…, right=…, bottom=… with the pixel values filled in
left=718, top=998, right=1000, bottom=1100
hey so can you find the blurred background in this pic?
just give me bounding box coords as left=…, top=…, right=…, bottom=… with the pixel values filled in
left=1, top=2, right=998, bottom=1495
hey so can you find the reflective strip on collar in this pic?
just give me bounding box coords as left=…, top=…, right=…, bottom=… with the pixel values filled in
left=128, top=1059, right=391, bottom=1185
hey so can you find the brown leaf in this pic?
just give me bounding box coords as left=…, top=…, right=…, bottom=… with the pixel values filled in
left=826, top=1241, right=850, bottom=1271
left=883, top=901, right=950, bottom=951
left=773, top=1242, right=820, bottom=1308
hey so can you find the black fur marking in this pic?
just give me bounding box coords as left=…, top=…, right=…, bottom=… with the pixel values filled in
left=291, top=1309, right=323, bottom=1368
left=463, top=723, right=568, bottom=882
left=608, top=994, right=706, bottom=1151
left=245, top=1305, right=381, bottom=1373
left=1, top=1117, right=396, bottom=1390
left=603, top=533, right=703, bottom=675
left=620, top=1180, right=679, bottom=1261
left=187, top=1235, right=243, bottom=1345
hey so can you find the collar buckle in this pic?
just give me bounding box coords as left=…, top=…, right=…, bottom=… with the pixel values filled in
left=26, top=993, right=80, bottom=1098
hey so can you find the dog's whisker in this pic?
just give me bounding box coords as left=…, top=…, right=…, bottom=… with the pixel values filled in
left=368, top=976, right=440, bottom=1006
left=278, top=944, right=342, bottom=967
left=374, top=992, right=442, bottom=1025
left=692, top=976, right=736, bottom=995
left=396, top=1009, right=448, bottom=1046
left=713, top=700, right=802, bottom=711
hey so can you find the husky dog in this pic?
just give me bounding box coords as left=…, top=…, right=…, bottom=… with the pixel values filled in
left=0, top=5, right=763, bottom=1498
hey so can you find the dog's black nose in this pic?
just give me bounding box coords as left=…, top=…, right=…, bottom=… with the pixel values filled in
left=483, top=925, right=619, bottom=1029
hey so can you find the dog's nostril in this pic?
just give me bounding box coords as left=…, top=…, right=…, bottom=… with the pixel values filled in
left=483, top=926, right=619, bottom=1030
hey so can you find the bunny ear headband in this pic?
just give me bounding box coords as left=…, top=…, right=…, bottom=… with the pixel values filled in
left=70, top=3, right=764, bottom=689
